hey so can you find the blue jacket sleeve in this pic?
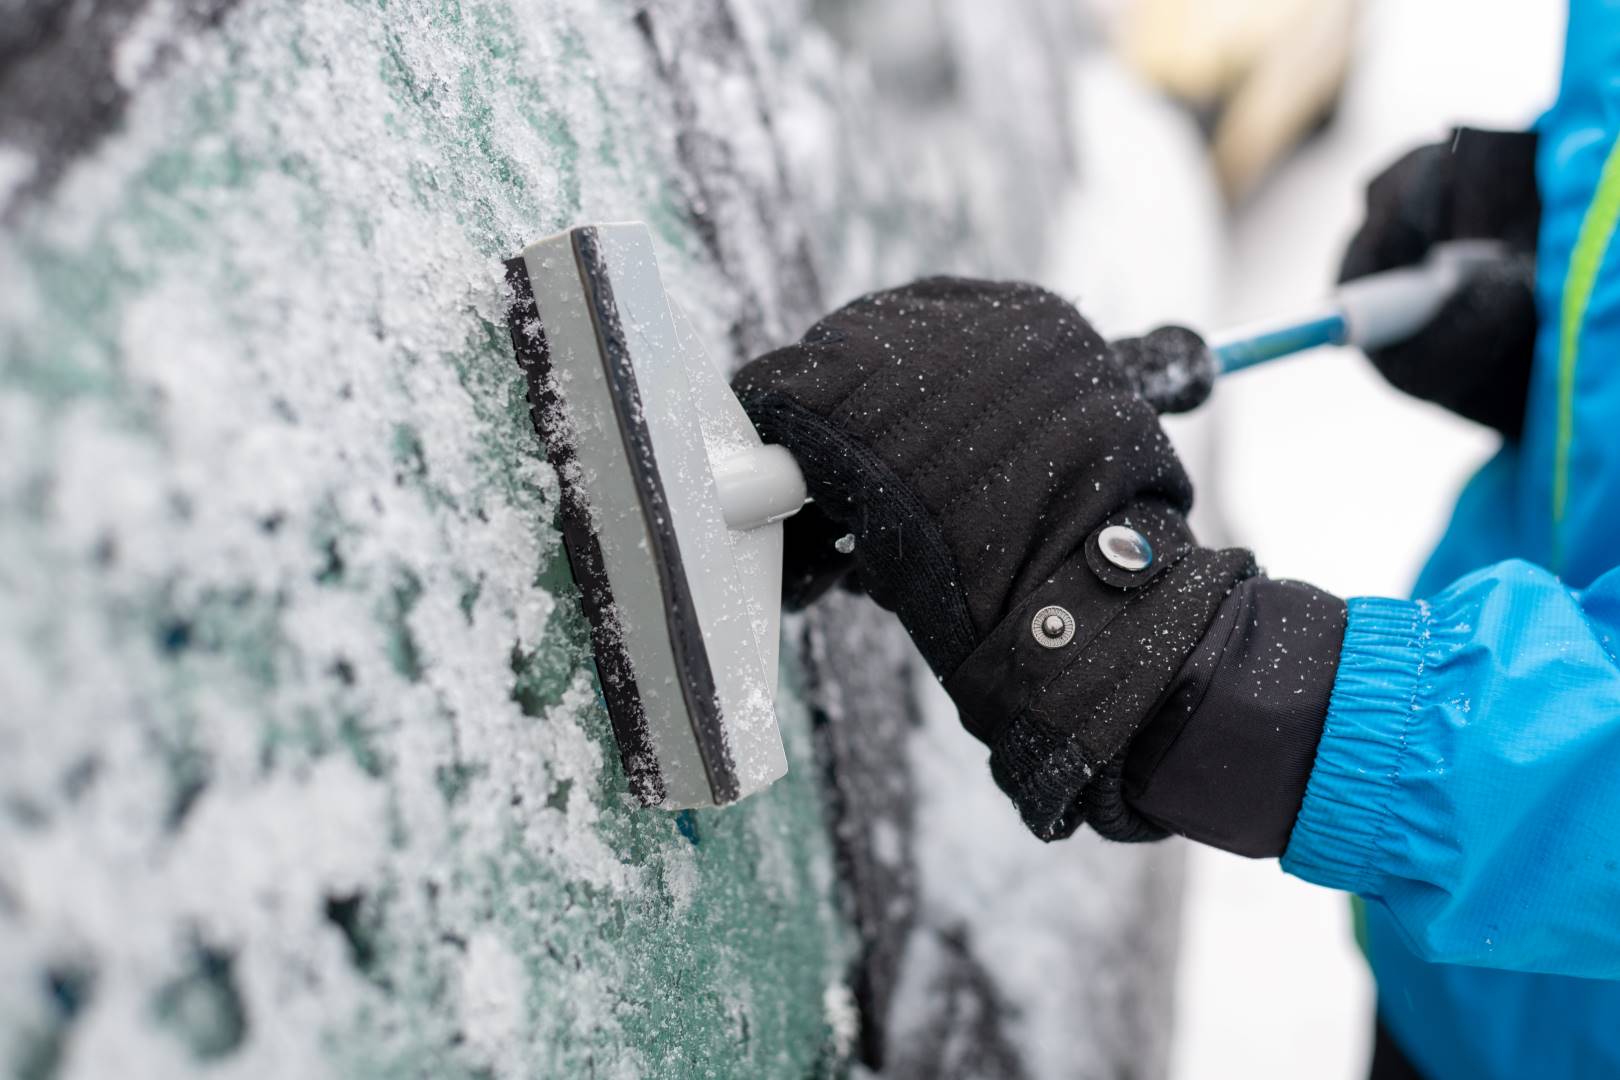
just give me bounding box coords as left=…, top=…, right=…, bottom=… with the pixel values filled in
left=1281, top=559, right=1620, bottom=978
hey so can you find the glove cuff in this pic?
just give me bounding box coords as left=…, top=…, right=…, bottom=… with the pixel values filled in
left=946, top=502, right=1256, bottom=841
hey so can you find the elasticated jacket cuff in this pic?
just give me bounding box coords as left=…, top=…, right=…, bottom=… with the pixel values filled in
left=1280, top=597, right=1427, bottom=893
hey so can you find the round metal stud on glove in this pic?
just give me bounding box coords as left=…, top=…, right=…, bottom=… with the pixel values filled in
left=1032, top=606, right=1075, bottom=648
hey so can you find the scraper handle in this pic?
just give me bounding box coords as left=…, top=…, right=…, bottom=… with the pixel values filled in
left=1207, top=239, right=1505, bottom=376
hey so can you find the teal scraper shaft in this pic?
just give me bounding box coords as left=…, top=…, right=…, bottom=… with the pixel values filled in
left=1207, top=240, right=1504, bottom=377
left=1211, top=309, right=1349, bottom=374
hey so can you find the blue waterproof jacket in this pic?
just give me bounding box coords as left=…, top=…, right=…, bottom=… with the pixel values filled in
left=1279, top=4, right=1620, bottom=1075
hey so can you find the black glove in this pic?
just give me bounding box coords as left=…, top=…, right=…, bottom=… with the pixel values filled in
left=1340, top=127, right=1540, bottom=438
left=735, top=278, right=1256, bottom=841
left=768, top=321, right=1218, bottom=608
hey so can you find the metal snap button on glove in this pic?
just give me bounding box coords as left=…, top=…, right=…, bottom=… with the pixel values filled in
left=1099, top=525, right=1153, bottom=571
left=1031, top=605, right=1075, bottom=648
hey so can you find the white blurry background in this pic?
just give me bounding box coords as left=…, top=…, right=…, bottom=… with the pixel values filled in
left=1054, top=1, right=1565, bottom=1076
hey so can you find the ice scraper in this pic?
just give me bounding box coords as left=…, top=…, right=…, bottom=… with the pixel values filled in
left=503, top=223, right=1488, bottom=812
left=505, top=223, right=806, bottom=809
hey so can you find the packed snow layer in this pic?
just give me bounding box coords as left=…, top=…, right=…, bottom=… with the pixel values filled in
left=0, top=0, right=1190, bottom=1076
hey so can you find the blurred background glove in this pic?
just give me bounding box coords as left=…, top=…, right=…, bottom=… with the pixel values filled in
left=734, top=279, right=1255, bottom=841
left=1339, top=127, right=1540, bottom=438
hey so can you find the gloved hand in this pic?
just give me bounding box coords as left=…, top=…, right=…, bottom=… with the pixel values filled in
left=1340, top=127, right=1540, bottom=438
left=734, top=278, right=1256, bottom=841
left=764, top=320, right=1220, bottom=609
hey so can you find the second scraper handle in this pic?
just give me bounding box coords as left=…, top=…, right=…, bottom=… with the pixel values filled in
left=1208, top=239, right=1505, bottom=376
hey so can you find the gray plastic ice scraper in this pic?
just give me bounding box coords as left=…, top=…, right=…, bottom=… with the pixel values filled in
left=505, top=222, right=807, bottom=809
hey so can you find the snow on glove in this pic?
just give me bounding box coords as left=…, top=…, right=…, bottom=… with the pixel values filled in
left=1340, top=127, right=1540, bottom=438
left=734, top=277, right=1256, bottom=841
left=763, top=322, right=1218, bottom=608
